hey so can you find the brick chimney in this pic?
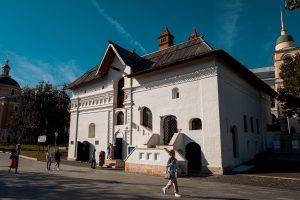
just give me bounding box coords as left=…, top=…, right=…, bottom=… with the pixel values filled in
left=188, top=28, right=199, bottom=41
left=158, top=27, right=174, bottom=50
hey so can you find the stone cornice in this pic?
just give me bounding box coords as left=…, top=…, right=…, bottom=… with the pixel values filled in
left=133, top=66, right=217, bottom=92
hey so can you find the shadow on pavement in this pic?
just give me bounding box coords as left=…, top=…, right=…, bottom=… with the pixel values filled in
left=0, top=170, right=159, bottom=200
left=237, top=152, right=300, bottom=175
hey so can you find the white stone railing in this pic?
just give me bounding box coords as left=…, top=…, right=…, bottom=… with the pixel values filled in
left=143, top=133, right=160, bottom=148
left=125, top=148, right=187, bottom=176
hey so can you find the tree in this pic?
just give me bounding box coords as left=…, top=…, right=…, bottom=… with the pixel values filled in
left=279, top=53, right=300, bottom=120
left=10, top=82, right=70, bottom=144
left=285, top=0, right=300, bottom=10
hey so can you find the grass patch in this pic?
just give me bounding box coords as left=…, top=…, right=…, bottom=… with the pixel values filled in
left=0, top=144, right=68, bottom=160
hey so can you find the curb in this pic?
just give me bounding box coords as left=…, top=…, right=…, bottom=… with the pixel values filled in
left=2, top=151, right=38, bottom=161
left=19, top=155, right=38, bottom=161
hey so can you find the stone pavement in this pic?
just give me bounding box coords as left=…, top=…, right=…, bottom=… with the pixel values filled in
left=1, top=153, right=300, bottom=200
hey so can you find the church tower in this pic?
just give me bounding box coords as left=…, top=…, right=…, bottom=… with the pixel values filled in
left=158, top=27, right=174, bottom=50
left=273, top=9, right=299, bottom=91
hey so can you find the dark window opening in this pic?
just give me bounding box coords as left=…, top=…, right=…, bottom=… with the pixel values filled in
left=117, top=112, right=124, bottom=125
left=190, top=118, right=202, bottom=130
left=250, top=117, right=254, bottom=133
left=142, top=107, right=152, bottom=130
left=117, top=78, right=125, bottom=108
left=243, top=115, right=247, bottom=132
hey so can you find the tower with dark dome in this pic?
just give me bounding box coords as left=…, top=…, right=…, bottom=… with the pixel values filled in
left=273, top=9, right=300, bottom=92
left=0, top=57, right=21, bottom=133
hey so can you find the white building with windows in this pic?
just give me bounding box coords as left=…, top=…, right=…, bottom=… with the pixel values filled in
left=67, top=28, right=276, bottom=175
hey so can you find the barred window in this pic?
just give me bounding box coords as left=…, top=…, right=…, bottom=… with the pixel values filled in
left=243, top=115, right=248, bottom=132
left=88, top=123, right=95, bottom=138
left=117, top=112, right=124, bottom=125
left=190, top=118, right=202, bottom=130
left=142, top=107, right=152, bottom=130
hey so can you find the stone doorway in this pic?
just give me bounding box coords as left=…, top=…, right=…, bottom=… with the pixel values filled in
left=115, top=138, right=123, bottom=159
left=185, top=142, right=202, bottom=172
left=76, top=141, right=90, bottom=162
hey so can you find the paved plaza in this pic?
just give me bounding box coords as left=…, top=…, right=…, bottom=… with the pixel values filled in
left=1, top=153, right=300, bottom=200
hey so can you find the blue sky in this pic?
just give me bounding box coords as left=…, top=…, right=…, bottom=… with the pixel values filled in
left=0, top=0, right=299, bottom=87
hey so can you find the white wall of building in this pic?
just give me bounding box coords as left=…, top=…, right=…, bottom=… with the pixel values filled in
left=217, top=59, right=272, bottom=170
left=130, top=59, right=223, bottom=169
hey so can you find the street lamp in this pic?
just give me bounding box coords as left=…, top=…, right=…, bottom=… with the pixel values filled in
left=54, top=132, right=58, bottom=148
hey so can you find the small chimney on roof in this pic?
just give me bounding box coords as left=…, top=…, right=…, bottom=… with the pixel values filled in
left=188, top=28, right=199, bottom=41
left=158, top=27, right=174, bottom=50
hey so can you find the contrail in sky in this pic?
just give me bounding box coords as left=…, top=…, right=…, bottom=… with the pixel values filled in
left=90, top=0, right=146, bottom=53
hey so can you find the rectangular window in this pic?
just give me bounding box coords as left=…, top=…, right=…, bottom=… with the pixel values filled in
left=250, top=117, right=254, bottom=133
left=139, top=153, right=144, bottom=160
left=243, top=115, right=247, bottom=132
left=147, top=153, right=152, bottom=160
left=256, top=119, right=259, bottom=134
left=154, top=153, right=160, bottom=161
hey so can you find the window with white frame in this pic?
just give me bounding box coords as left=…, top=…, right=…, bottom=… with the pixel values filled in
left=88, top=123, right=95, bottom=138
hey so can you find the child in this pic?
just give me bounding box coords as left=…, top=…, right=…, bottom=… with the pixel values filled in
left=54, top=148, right=62, bottom=170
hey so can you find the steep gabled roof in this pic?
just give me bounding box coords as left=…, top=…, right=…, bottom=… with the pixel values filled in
left=105, top=41, right=152, bottom=72
left=68, top=41, right=149, bottom=89
left=129, top=37, right=213, bottom=76
left=68, top=65, right=101, bottom=89
left=68, top=37, right=276, bottom=97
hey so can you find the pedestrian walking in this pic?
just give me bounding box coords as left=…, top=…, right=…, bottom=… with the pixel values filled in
left=91, top=149, right=96, bottom=169
left=54, top=148, right=62, bottom=170
left=46, top=145, right=53, bottom=170
left=8, top=144, right=21, bottom=174
left=99, top=151, right=104, bottom=167
left=107, top=143, right=111, bottom=159
left=162, top=149, right=181, bottom=198
left=109, top=143, right=115, bottom=160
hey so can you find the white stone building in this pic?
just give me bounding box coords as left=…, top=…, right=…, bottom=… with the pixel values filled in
left=68, top=28, right=276, bottom=175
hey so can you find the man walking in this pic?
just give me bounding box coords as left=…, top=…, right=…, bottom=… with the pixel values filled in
left=91, top=149, right=96, bottom=169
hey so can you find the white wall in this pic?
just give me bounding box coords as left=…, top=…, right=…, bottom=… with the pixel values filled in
left=68, top=56, right=127, bottom=161
left=217, top=59, right=272, bottom=169
left=130, top=59, right=223, bottom=169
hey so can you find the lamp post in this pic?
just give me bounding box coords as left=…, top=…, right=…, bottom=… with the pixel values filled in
left=54, top=132, right=58, bottom=148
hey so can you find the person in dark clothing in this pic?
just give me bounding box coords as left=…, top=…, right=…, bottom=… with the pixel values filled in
left=91, top=149, right=96, bottom=169
left=54, top=148, right=62, bottom=170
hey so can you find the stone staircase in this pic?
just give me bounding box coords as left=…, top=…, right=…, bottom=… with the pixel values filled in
left=102, top=159, right=125, bottom=168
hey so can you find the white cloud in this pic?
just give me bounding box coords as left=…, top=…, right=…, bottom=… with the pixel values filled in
left=217, top=0, right=244, bottom=51
left=0, top=51, right=83, bottom=87
left=90, top=0, right=146, bottom=53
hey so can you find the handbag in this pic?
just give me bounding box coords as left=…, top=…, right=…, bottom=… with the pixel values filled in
left=164, top=171, right=171, bottom=179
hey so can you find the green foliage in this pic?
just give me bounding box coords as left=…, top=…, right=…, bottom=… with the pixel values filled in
left=279, top=53, right=300, bottom=120
left=9, top=82, right=70, bottom=144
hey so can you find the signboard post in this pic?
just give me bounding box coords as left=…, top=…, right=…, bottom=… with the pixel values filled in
left=54, top=132, right=58, bottom=148
left=38, top=135, right=47, bottom=152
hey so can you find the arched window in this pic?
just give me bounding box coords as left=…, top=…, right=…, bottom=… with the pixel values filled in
left=88, top=123, right=95, bottom=138
left=281, top=53, right=294, bottom=63
left=190, top=118, right=202, bottom=130
left=172, top=88, right=179, bottom=99
left=117, top=112, right=124, bottom=125
left=117, top=78, right=125, bottom=108
left=142, top=107, right=152, bottom=130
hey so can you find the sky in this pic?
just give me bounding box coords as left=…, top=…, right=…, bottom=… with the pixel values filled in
left=0, top=0, right=299, bottom=87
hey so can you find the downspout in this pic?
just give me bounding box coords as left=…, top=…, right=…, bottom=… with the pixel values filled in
left=130, top=77, right=133, bottom=145
left=74, top=97, right=79, bottom=158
